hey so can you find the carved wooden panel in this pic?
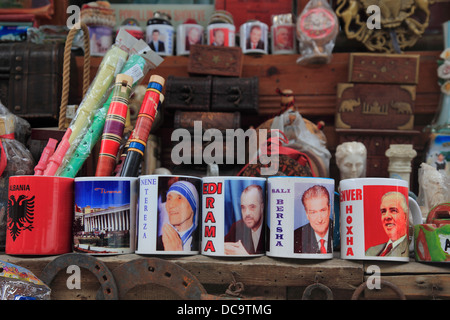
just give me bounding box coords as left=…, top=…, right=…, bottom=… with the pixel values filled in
left=187, top=44, right=243, bottom=77
left=336, top=83, right=416, bottom=130
left=349, top=53, right=419, bottom=85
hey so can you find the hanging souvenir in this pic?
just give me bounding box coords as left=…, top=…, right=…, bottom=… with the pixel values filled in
left=296, top=0, right=338, bottom=65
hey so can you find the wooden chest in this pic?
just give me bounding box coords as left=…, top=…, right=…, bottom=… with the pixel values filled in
left=164, top=75, right=212, bottom=112
left=173, top=110, right=241, bottom=133
left=0, top=42, right=64, bottom=126
left=348, top=53, right=420, bottom=85
left=211, top=76, right=259, bottom=114
left=335, top=83, right=416, bottom=130
left=172, top=111, right=242, bottom=165
left=188, top=44, right=243, bottom=77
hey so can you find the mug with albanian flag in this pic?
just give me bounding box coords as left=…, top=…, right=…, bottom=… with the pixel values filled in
left=6, top=175, right=74, bottom=255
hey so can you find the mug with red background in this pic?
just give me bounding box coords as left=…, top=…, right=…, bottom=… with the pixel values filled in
left=6, top=175, right=74, bottom=255
left=340, top=178, right=422, bottom=262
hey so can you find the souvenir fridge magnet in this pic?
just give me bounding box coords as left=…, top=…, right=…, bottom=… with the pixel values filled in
left=296, top=0, right=338, bottom=65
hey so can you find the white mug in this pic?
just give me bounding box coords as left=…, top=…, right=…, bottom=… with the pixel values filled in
left=207, top=23, right=235, bottom=47
left=266, top=176, right=335, bottom=259
left=339, top=178, right=422, bottom=262
left=202, top=176, right=266, bottom=257
left=176, top=23, right=204, bottom=56
left=136, top=175, right=202, bottom=255
left=240, top=21, right=268, bottom=54
left=73, top=177, right=138, bottom=255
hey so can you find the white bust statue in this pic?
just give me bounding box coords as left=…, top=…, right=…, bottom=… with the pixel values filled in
left=335, top=141, right=367, bottom=180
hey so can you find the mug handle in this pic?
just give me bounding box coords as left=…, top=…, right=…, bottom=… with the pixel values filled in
left=408, top=196, right=424, bottom=252
left=333, top=192, right=340, bottom=249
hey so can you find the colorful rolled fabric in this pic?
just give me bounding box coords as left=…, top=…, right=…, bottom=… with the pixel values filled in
left=48, top=45, right=128, bottom=176
left=69, top=45, right=128, bottom=146
left=113, top=95, right=163, bottom=176
left=58, top=54, right=150, bottom=178
left=95, top=74, right=134, bottom=176
left=120, top=75, right=165, bottom=177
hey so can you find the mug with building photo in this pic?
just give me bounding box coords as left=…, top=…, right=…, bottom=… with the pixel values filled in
left=73, top=177, right=138, bottom=255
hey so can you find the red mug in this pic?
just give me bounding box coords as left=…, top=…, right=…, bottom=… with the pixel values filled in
left=6, top=175, right=74, bottom=255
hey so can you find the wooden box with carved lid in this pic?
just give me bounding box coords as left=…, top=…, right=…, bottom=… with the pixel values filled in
left=335, top=83, right=416, bottom=130
left=187, top=44, right=243, bottom=77
left=348, top=53, right=420, bottom=85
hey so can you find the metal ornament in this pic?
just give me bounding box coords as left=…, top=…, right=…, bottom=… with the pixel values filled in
left=336, top=0, right=433, bottom=53
left=40, top=253, right=119, bottom=300
left=351, top=280, right=407, bottom=300
left=302, top=282, right=334, bottom=300
left=96, top=258, right=207, bottom=300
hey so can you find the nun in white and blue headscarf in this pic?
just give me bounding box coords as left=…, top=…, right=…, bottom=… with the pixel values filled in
left=158, top=180, right=199, bottom=251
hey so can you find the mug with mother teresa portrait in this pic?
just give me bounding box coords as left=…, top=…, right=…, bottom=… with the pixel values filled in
left=136, top=175, right=202, bottom=255
left=339, top=178, right=423, bottom=262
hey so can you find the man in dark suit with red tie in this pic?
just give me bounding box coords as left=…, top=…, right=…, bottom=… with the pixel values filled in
left=246, top=24, right=264, bottom=50
left=294, top=185, right=333, bottom=254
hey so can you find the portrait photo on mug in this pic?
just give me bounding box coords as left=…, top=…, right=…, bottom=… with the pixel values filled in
left=272, top=25, right=295, bottom=52
left=241, top=22, right=268, bottom=53
left=363, top=185, right=410, bottom=258
left=156, top=177, right=201, bottom=253
left=146, top=25, right=173, bottom=55
left=184, top=25, right=203, bottom=51
left=209, top=27, right=229, bottom=46
left=223, top=179, right=266, bottom=256
left=293, top=183, right=334, bottom=254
